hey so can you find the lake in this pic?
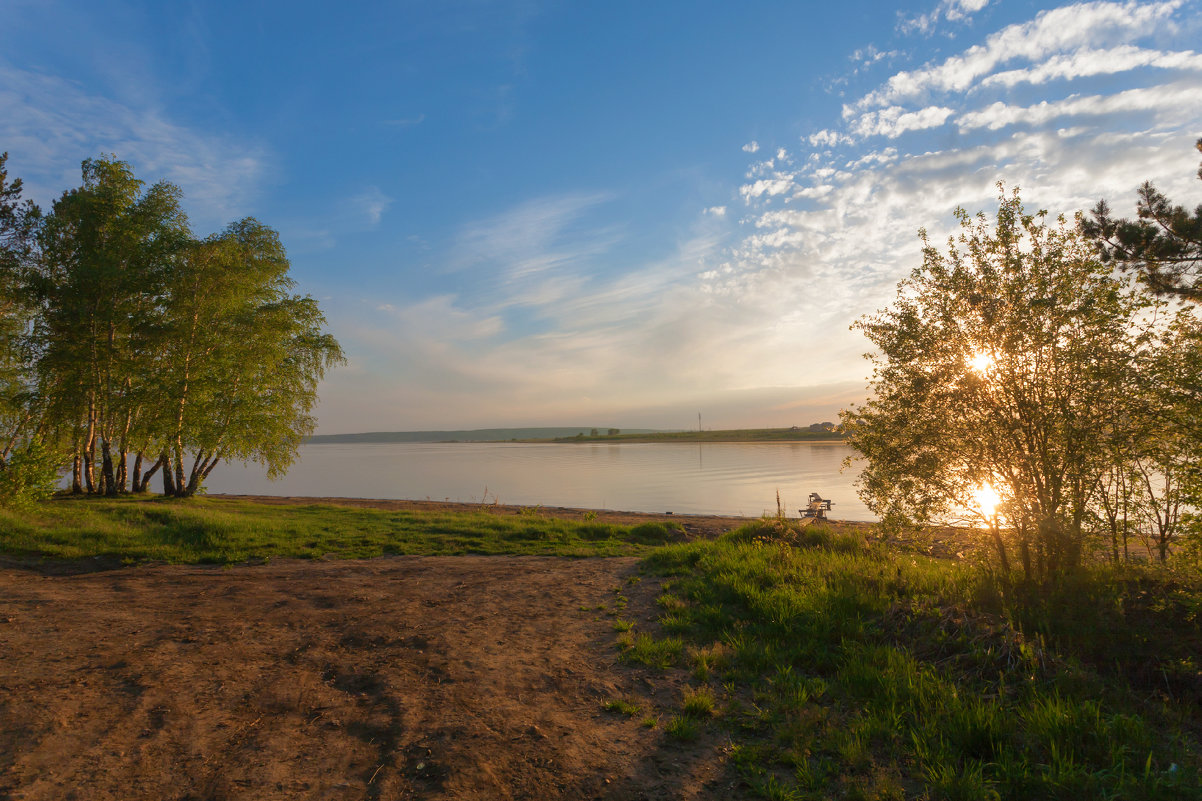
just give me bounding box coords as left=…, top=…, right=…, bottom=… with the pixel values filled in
left=203, top=441, right=874, bottom=521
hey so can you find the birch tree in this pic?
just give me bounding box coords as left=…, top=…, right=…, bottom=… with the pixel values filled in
left=18, top=155, right=343, bottom=498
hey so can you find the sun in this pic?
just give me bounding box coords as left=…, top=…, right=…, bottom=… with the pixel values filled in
left=968, top=349, right=994, bottom=376
left=972, top=483, right=1002, bottom=519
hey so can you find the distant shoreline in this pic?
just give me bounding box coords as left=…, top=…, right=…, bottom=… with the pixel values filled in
left=526, top=436, right=846, bottom=444
left=307, top=427, right=845, bottom=445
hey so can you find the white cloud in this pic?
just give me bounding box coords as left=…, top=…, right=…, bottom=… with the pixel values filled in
left=848, top=105, right=956, bottom=139
left=809, top=129, right=851, bottom=148
left=710, top=0, right=1202, bottom=407
left=704, top=206, right=727, bottom=217
left=866, top=0, right=1183, bottom=110
left=0, top=60, right=266, bottom=229
left=956, top=81, right=1202, bottom=131
left=742, top=141, right=760, bottom=153
left=740, top=177, right=794, bottom=202
left=899, top=0, right=991, bottom=35
left=846, top=148, right=899, bottom=168
left=350, top=186, right=393, bottom=227
left=983, top=45, right=1202, bottom=88
left=851, top=45, right=899, bottom=67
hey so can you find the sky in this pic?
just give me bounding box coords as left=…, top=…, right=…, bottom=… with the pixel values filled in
left=3, top=0, right=1202, bottom=433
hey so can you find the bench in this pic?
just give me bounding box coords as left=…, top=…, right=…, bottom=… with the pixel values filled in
left=800, top=492, right=833, bottom=520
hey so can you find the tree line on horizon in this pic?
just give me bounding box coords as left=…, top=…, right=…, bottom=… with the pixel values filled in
left=844, top=139, right=1202, bottom=578
left=0, top=154, right=343, bottom=501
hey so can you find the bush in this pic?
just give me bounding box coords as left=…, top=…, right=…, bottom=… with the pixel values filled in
left=0, top=441, right=61, bottom=508
left=626, top=521, right=685, bottom=544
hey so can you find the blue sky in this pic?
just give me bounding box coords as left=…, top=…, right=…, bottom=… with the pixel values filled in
left=4, top=0, right=1202, bottom=432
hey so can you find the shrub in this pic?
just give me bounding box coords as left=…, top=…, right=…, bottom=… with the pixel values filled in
left=0, top=441, right=60, bottom=509
left=627, top=521, right=685, bottom=544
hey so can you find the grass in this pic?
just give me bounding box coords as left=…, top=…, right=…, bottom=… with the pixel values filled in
left=633, top=517, right=1202, bottom=800
left=664, top=714, right=701, bottom=741
left=681, top=685, right=717, bottom=717
left=619, top=632, right=684, bottom=669
left=602, top=698, right=643, bottom=717
left=5, top=495, right=1201, bottom=799
left=0, top=495, right=686, bottom=564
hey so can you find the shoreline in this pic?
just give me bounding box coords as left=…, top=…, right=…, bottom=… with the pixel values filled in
left=209, top=493, right=869, bottom=539
left=209, top=494, right=990, bottom=559
left=302, top=438, right=849, bottom=445
left=526, top=438, right=847, bottom=445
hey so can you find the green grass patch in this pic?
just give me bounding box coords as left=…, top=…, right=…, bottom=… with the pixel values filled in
left=619, top=632, right=684, bottom=669
left=664, top=714, right=701, bottom=741
left=681, top=685, right=717, bottom=718
left=602, top=698, right=643, bottom=717
left=634, top=518, right=1202, bottom=800
left=0, top=495, right=674, bottom=564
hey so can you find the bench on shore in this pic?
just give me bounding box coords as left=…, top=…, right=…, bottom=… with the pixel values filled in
left=800, top=492, right=833, bottom=521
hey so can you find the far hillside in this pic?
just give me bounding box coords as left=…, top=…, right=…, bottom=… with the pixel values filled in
left=545, top=425, right=843, bottom=443
left=305, top=427, right=661, bottom=444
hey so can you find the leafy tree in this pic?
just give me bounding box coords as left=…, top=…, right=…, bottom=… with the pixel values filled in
left=843, top=187, right=1149, bottom=578
left=0, top=440, right=60, bottom=509
left=1084, top=138, right=1202, bottom=301
left=153, top=220, right=344, bottom=496
left=14, top=155, right=343, bottom=499
left=34, top=156, right=190, bottom=494
left=0, top=153, right=54, bottom=504
left=1136, top=309, right=1202, bottom=562
left=0, top=153, right=41, bottom=455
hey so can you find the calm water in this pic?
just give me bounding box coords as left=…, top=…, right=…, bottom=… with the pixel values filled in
left=203, top=441, right=873, bottom=521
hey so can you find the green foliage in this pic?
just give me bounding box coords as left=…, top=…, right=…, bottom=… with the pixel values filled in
left=154, top=219, right=344, bottom=492
left=843, top=185, right=1183, bottom=577
left=637, top=534, right=1202, bottom=799
left=3, top=155, right=342, bottom=499
left=601, top=698, right=643, bottom=717
left=681, top=685, right=716, bottom=717
left=0, top=153, right=41, bottom=454
left=0, top=440, right=61, bottom=508
left=664, top=715, right=700, bottom=741
left=1084, top=138, right=1202, bottom=301
left=619, top=632, right=683, bottom=669
left=722, top=517, right=870, bottom=554
left=626, top=520, right=686, bottom=544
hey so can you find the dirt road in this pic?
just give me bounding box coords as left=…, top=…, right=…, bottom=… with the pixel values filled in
left=0, top=554, right=735, bottom=800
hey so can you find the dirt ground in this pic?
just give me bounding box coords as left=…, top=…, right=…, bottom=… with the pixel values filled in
left=0, top=497, right=766, bottom=801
